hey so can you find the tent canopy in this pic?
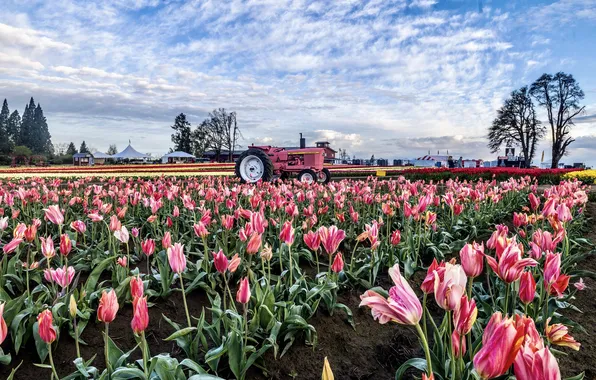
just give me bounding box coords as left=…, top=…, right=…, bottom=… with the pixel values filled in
left=92, top=151, right=112, bottom=159
left=112, top=144, right=149, bottom=159
left=162, top=151, right=195, bottom=159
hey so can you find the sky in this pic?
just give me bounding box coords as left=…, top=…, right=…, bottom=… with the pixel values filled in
left=0, top=0, right=595, bottom=165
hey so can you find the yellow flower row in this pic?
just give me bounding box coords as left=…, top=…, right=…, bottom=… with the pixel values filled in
left=563, top=170, right=596, bottom=184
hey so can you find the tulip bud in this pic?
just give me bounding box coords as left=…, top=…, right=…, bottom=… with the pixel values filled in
left=37, top=309, right=57, bottom=344
left=519, top=271, right=536, bottom=304
left=131, top=296, right=149, bottom=334
left=97, top=289, right=119, bottom=323
left=69, top=294, right=78, bottom=318
left=236, top=277, right=251, bottom=304
left=331, top=253, right=344, bottom=273
left=322, top=357, right=334, bottom=380
left=130, top=275, right=144, bottom=298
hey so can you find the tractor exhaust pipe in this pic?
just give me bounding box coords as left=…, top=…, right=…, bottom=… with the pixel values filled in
left=300, top=133, right=306, bottom=149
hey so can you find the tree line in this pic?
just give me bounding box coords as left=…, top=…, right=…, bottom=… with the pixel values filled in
left=0, top=97, right=53, bottom=156
left=488, top=72, right=585, bottom=168
left=171, top=108, right=241, bottom=162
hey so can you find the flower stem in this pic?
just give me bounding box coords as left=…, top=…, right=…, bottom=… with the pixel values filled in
left=288, top=245, right=293, bottom=285
left=414, top=323, right=433, bottom=376
left=179, top=275, right=192, bottom=327
left=141, top=331, right=149, bottom=378
left=73, top=317, right=81, bottom=359
left=104, top=323, right=111, bottom=378
left=48, top=343, right=60, bottom=380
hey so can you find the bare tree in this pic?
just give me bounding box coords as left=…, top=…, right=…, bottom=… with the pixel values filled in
left=488, top=86, right=545, bottom=168
left=54, top=142, right=68, bottom=156
left=203, top=109, right=242, bottom=162
left=107, top=144, right=118, bottom=155
left=530, top=72, right=585, bottom=168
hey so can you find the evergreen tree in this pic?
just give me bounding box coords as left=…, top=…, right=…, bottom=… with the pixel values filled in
left=7, top=110, right=21, bottom=148
left=0, top=99, right=10, bottom=153
left=19, top=97, right=36, bottom=148
left=31, top=103, right=52, bottom=154
left=170, top=113, right=193, bottom=153
left=66, top=142, right=77, bottom=155
left=79, top=141, right=89, bottom=153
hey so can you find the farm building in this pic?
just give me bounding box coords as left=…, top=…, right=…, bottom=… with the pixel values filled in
left=72, top=152, right=94, bottom=166
left=92, top=151, right=112, bottom=165
left=162, top=151, right=196, bottom=164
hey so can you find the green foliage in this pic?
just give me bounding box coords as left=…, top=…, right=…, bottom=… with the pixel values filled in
left=12, top=145, right=32, bottom=157
left=79, top=140, right=89, bottom=153
left=66, top=142, right=78, bottom=155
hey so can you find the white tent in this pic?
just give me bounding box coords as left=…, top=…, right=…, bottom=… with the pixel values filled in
left=92, top=152, right=112, bottom=159
left=112, top=144, right=149, bottom=160
left=161, top=151, right=196, bottom=164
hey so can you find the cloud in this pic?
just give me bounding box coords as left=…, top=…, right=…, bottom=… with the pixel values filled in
left=0, top=23, right=71, bottom=51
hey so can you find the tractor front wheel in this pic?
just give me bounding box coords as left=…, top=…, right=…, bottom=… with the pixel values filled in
left=297, top=169, right=317, bottom=184
left=235, top=149, right=274, bottom=183
left=317, top=168, right=331, bottom=184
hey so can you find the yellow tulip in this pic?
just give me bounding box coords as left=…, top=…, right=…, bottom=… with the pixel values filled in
left=322, top=357, right=334, bottom=380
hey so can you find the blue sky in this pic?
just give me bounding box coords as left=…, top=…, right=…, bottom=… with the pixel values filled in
left=0, top=0, right=595, bottom=165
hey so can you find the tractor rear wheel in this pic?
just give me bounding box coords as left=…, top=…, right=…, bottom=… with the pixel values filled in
left=297, top=169, right=317, bottom=184
left=235, top=149, right=274, bottom=183
left=317, top=168, right=331, bottom=184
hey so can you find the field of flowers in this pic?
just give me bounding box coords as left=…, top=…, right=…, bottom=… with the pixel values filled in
left=0, top=173, right=593, bottom=380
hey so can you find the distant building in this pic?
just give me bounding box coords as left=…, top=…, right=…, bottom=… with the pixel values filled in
left=315, top=141, right=336, bottom=164
left=202, top=150, right=244, bottom=162
left=162, top=151, right=196, bottom=164
left=73, top=152, right=94, bottom=166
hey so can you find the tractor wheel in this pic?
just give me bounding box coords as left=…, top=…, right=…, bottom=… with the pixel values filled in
left=297, top=169, right=317, bottom=184
left=235, top=149, right=274, bottom=183
left=317, top=168, right=331, bottom=184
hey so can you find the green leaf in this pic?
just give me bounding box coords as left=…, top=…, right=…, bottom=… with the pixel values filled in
left=164, top=327, right=197, bottom=341
left=242, top=343, right=272, bottom=377
left=106, top=335, right=124, bottom=367
left=85, top=255, right=116, bottom=294
left=188, top=375, right=226, bottom=380
left=6, top=360, right=22, bottom=380
left=111, top=367, right=146, bottom=379
left=564, top=372, right=585, bottom=380
left=227, top=330, right=242, bottom=380
left=32, top=322, right=49, bottom=363
left=395, top=358, right=427, bottom=380
left=179, top=358, right=208, bottom=375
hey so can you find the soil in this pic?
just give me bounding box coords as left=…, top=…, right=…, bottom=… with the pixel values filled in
left=1, top=203, right=595, bottom=380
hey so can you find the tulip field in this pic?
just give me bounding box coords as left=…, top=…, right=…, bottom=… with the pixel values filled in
left=0, top=173, right=594, bottom=380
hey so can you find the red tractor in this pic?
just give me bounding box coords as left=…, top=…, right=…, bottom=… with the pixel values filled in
left=235, top=145, right=331, bottom=184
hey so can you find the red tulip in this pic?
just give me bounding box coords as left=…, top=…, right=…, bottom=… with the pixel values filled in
left=360, top=264, right=422, bottom=325
left=236, top=277, right=251, bottom=304
left=131, top=296, right=149, bottom=334
left=548, top=274, right=570, bottom=297
left=421, top=259, right=445, bottom=294
left=0, top=303, right=7, bottom=345
left=213, top=250, right=229, bottom=274
left=519, top=271, right=536, bottom=304
left=141, top=239, right=155, bottom=257
left=303, top=230, right=321, bottom=251
left=279, top=221, right=295, bottom=246
left=24, top=224, right=37, bottom=242
left=97, top=289, right=119, bottom=323
left=390, top=230, right=401, bottom=246
left=193, top=222, right=209, bottom=239
left=473, top=312, right=524, bottom=379
left=44, top=205, right=64, bottom=226
left=60, top=234, right=72, bottom=256
left=331, top=253, right=344, bottom=273
left=460, top=242, right=484, bottom=277
left=167, top=243, right=186, bottom=273
left=130, top=275, right=144, bottom=298
left=545, top=318, right=580, bottom=351
left=2, top=238, right=23, bottom=254
left=37, top=309, right=57, bottom=344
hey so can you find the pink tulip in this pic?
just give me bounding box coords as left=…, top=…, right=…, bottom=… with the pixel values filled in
left=246, top=232, right=262, bottom=255
left=52, top=266, right=75, bottom=289
left=141, top=239, right=155, bottom=257
left=541, top=198, right=557, bottom=217
left=434, top=262, right=467, bottom=311
left=573, top=278, right=586, bottom=290
left=162, top=231, right=172, bottom=249
left=221, top=215, right=234, bottom=230
left=453, top=294, right=477, bottom=335
left=44, top=205, right=64, bottom=226
left=360, top=264, right=422, bottom=325
left=70, top=220, right=87, bottom=234
left=167, top=243, right=186, bottom=273
left=37, top=309, right=57, bottom=344
left=460, top=242, right=484, bottom=277
left=0, top=217, right=8, bottom=231
left=3, top=238, right=22, bottom=254
left=556, top=204, right=572, bottom=223
left=421, top=259, right=445, bottom=294
left=318, top=226, right=346, bottom=255
left=87, top=213, right=103, bottom=222
left=486, top=239, right=537, bottom=283
left=529, top=193, right=540, bottom=211
left=543, top=252, right=561, bottom=285
left=24, top=224, right=37, bottom=242
left=193, top=222, right=209, bottom=239
left=114, top=226, right=130, bottom=244
left=13, top=223, right=26, bottom=238
left=390, top=230, right=401, bottom=246
left=303, top=230, right=321, bottom=251
left=228, top=253, right=241, bottom=273
left=131, top=227, right=139, bottom=238
left=117, top=256, right=128, bottom=267
left=236, top=277, right=251, bottom=304
left=514, top=346, right=561, bottom=380
left=279, top=221, right=295, bottom=246
left=130, top=275, right=144, bottom=298
left=173, top=206, right=180, bottom=218
left=109, top=215, right=121, bottom=232
left=331, top=253, right=344, bottom=273
left=473, top=312, right=524, bottom=379
left=131, top=296, right=149, bottom=334
left=519, top=271, right=536, bottom=304
left=213, top=250, right=229, bottom=274
left=0, top=303, right=7, bottom=345
left=97, top=289, right=119, bottom=323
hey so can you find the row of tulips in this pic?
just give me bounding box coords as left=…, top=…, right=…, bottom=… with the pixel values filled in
left=361, top=180, right=590, bottom=379
left=0, top=175, right=590, bottom=379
